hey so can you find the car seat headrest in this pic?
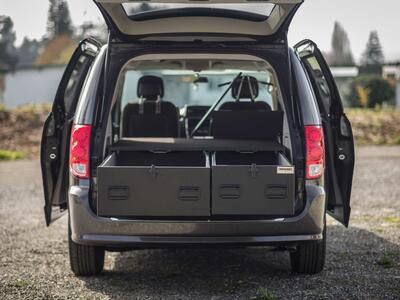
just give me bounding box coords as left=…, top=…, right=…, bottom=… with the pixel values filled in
left=137, top=75, right=164, bottom=101
left=231, top=76, right=259, bottom=100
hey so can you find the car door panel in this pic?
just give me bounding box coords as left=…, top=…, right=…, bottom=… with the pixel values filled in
left=295, top=39, right=355, bottom=227
left=41, top=38, right=100, bottom=226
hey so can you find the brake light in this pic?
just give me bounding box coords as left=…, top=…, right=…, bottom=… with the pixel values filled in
left=305, top=125, right=324, bottom=179
left=70, top=125, right=91, bottom=179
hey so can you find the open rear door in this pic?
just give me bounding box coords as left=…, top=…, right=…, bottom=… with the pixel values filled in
left=41, top=38, right=100, bottom=226
left=94, top=0, right=303, bottom=41
left=295, top=40, right=355, bottom=227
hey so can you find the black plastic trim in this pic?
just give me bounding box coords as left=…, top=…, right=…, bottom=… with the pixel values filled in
left=129, top=8, right=268, bottom=22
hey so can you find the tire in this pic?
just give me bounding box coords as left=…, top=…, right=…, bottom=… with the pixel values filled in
left=290, top=218, right=326, bottom=274
left=68, top=223, right=105, bottom=276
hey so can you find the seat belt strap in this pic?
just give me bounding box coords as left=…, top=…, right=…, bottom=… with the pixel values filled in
left=247, top=76, right=256, bottom=102
left=155, top=97, right=161, bottom=114
left=139, top=97, right=144, bottom=114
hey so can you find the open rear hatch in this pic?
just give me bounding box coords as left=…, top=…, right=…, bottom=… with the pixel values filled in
left=94, top=0, right=303, bottom=41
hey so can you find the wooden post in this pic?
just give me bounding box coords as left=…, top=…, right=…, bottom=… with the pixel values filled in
left=0, top=73, right=5, bottom=104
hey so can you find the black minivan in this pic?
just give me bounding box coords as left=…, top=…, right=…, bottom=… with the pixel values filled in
left=41, top=0, right=355, bottom=276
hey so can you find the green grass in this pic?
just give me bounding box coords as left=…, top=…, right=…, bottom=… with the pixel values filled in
left=11, top=279, right=30, bottom=288
left=383, top=216, right=400, bottom=224
left=376, top=254, right=395, bottom=269
left=252, top=287, right=275, bottom=300
left=0, top=150, right=25, bottom=161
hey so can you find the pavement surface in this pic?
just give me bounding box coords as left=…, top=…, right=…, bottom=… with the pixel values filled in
left=0, top=146, right=399, bottom=299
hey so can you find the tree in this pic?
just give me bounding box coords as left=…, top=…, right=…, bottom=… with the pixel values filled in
left=348, top=76, right=394, bottom=108
left=47, top=0, right=73, bottom=38
left=330, top=21, right=354, bottom=66
left=0, top=16, right=18, bottom=71
left=366, top=77, right=394, bottom=107
left=361, top=31, right=384, bottom=66
left=16, top=37, right=42, bottom=67
left=34, top=35, right=75, bottom=66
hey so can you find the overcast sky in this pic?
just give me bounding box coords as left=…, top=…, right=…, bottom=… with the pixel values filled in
left=0, top=0, right=398, bottom=63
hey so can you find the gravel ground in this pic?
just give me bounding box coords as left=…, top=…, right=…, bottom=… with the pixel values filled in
left=0, top=146, right=399, bottom=299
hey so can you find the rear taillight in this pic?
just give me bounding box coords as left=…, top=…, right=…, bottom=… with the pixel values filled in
left=305, top=125, right=324, bottom=179
left=70, top=125, right=91, bottom=179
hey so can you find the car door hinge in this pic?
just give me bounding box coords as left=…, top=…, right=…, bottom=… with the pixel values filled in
left=296, top=158, right=305, bottom=177
left=91, top=156, right=99, bottom=177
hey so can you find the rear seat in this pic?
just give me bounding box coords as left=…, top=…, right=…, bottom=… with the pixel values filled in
left=211, top=76, right=283, bottom=140
left=122, top=76, right=179, bottom=137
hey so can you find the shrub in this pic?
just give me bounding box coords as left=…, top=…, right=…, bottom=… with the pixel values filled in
left=0, top=150, right=25, bottom=160
left=348, top=76, right=395, bottom=108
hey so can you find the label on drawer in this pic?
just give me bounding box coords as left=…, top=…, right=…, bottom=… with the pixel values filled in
left=277, top=166, right=295, bottom=174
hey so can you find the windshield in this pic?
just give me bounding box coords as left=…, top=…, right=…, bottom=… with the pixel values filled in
left=120, top=70, right=274, bottom=109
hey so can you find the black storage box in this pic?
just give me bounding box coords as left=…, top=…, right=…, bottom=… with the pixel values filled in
left=97, top=151, right=210, bottom=217
left=211, top=151, right=295, bottom=216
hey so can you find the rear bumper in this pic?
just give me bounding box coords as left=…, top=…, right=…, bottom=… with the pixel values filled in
left=69, top=184, right=325, bottom=247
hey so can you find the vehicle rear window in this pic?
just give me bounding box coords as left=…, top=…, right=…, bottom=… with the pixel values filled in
left=122, top=3, right=276, bottom=19
left=120, top=70, right=274, bottom=108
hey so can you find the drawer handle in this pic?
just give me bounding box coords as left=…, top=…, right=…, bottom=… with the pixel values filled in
left=108, top=186, right=129, bottom=201
left=219, top=184, right=241, bottom=199
left=265, top=184, right=287, bottom=199
left=179, top=186, right=201, bottom=201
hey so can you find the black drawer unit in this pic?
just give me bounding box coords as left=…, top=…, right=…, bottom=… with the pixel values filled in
left=211, top=151, right=295, bottom=216
left=97, top=151, right=210, bottom=217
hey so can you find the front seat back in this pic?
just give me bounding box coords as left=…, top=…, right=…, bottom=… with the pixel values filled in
left=122, top=76, right=179, bottom=137
left=219, top=76, right=272, bottom=111
left=211, top=76, right=282, bottom=140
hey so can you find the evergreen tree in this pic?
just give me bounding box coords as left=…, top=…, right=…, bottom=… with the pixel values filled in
left=361, top=31, right=384, bottom=66
left=0, top=16, right=18, bottom=71
left=47, top=0, right=73, bottom=38
left=330, top=21, right=354, bottom=66
left=16, top=37, right=42, bottom=67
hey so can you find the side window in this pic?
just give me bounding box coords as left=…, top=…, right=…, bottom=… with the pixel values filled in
left=290, top=50, right=320, bottom=126
left=301, top=55, right=332, bottom=116
left=63, top=55, right=91, bottom=117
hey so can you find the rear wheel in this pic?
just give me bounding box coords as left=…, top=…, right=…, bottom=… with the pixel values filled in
left=68, top=223, right=105, bottom=276
left=290, top=218, right=326, bottom=274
